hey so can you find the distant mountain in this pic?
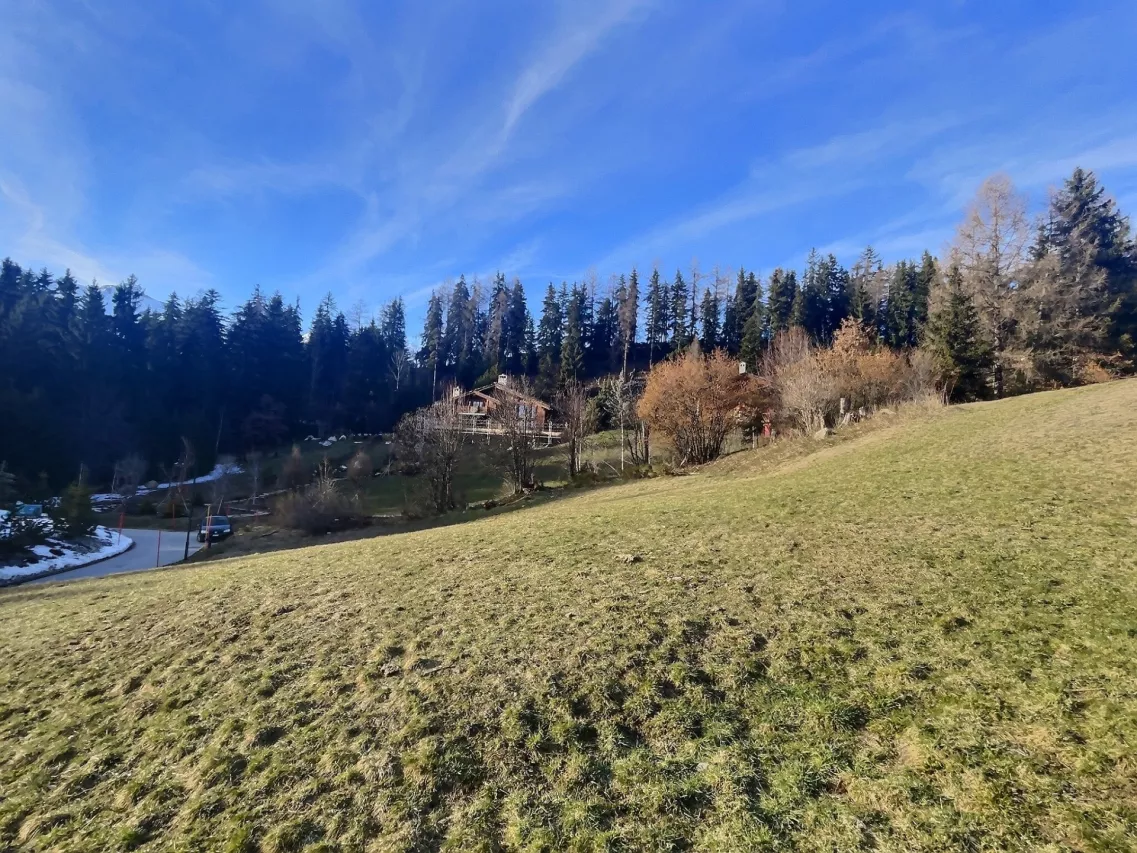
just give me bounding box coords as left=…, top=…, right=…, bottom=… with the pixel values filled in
left=98, top=283, right=165, bottom=315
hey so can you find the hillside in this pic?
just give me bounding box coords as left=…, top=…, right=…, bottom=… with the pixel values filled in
left=3, top=382, right=1137, bottom=852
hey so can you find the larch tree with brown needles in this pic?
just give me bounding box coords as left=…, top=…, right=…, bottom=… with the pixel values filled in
left=952, top=174, right=1031, bottom=397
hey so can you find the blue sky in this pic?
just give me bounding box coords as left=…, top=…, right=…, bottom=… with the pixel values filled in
left=2, top=0, right=1136, bottom=328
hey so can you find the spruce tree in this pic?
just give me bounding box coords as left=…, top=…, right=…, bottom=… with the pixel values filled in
left=1043, top=167, right=1137, bottom=362
left=307, top=294, right=349, bottom=434
left=483, top=284, right=507, bottom=380
left=645, top=266, right=669, bottom=365
left=738, top=272, right=765, bottom=366
left=443, top=275, right=474, bottom=380
left=699, top=288, right=721, bottom=352
left=0, top=258, right=23, bottom=312
left=618, top=268, right=639, bottom=374
left=766, top=268, right=796, bottom=335
left=883, top=261, right=916, bottom=348
left=795, top=252, right=829, bottom=340
left=503, top=278, right=529, bottom=375
left=379, top=298, right=407, bottom=354
left=911, top=251, right=937, bottom=345
left=592, top=291, right=619, bottom=375
left=724, top=269, right=750, bottom=353
left=344, top=320, right=390, bottom=433
left=822, top=254, right=850, bottom=342
left=670, top=270, right=688, bottom=350
left=560, top=287, right=584, bottom=384
left=54, top=269, right=79, bottom=331
left=523, top=313, right=537, bottom=375
left=78, top=283, right=111, bottom=376
left=927, top=264, right=993, bottom=401
left=721, top=292, right=740, bottom=354
left=418, top=292, right=444, bottom=390
left=536, top=284, right=563, bottom=393
left=850, top=246, right=882, bottom=336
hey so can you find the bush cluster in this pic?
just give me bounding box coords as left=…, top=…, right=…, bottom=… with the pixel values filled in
left=277, top=467, right=368, bottom=535
left=766, top=322, right=936, bottom=434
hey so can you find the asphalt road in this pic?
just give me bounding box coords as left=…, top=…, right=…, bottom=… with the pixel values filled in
left=31, top=528, right=203, bottom=584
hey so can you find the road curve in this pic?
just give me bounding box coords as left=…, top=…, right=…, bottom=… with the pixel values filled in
left=30, top=528, right=203, bottom=584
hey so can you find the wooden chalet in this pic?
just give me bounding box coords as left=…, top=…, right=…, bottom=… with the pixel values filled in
left=453, top=375, right=559, bottom=437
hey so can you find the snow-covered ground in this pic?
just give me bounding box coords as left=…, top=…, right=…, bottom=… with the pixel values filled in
left=0, top=526, right=133, bottom=583
left=91, top=461, right=243, bottom=505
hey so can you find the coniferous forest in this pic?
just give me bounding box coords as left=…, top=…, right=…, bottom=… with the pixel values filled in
left=1, top=167, right=1135, bottom=489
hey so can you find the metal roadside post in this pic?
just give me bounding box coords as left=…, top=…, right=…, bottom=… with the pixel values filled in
left=184, top=507, right=193, bottom=561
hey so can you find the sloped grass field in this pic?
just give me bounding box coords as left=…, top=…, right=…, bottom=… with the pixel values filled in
left=3, top=383, right=1137, bottom=852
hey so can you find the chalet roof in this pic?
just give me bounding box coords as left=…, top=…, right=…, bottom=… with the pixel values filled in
left=467, top=383, right=552, bottom=410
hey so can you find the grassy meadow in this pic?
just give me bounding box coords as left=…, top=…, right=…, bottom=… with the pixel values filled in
left=2, top=381, right=1136, bottom=851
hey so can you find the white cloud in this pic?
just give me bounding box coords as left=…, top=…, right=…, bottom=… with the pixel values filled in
left=777, top=114, right=968, bottom=173
left=503, top=0, right=651, bottom=137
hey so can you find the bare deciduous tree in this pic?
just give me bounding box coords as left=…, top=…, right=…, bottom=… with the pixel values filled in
left=395, top=390, right=466, bottom=513
left=282, top=444, right=309, bottom=491
left=246, top=450, right=263, bottom=507
left=952, top=174, right=1031, bottom=396
left=762, top=328, right=836, bottom=435
left=347, top=447, right=373, bottom=485
left=491, top=378, right=540, bottom=491
left=210, top=454, right=237, bottom=510
left=601, top=374, right=650, bottom=468
left=348, top=299, right=369, bottom=332
left=158, top=438, right=195, bottom=517
left=112, top=454, right=147, bottom=500
left=556, top=380, right=593, bottom=477
left=389, top=349, right=408, bottom=392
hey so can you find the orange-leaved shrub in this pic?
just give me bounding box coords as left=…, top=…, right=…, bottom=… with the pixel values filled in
left=637, top=348, right=766, bottom=465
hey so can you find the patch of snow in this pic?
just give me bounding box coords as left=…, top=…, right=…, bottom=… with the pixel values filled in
left=0, top=515, right=53, bottom=539
left=91, top=461, right=244, bottom=504
left=0, top=526, right=133, bottom=582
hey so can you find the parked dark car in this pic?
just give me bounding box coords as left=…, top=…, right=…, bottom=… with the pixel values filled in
left=197, top=515, right=233, bottom=543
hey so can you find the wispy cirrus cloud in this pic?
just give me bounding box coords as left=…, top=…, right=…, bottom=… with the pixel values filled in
left=5, top=0, right=1137, bottom=322
left=503, top=0, right=652, bottom=138
left=292, top=0, right=658, bottom=295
